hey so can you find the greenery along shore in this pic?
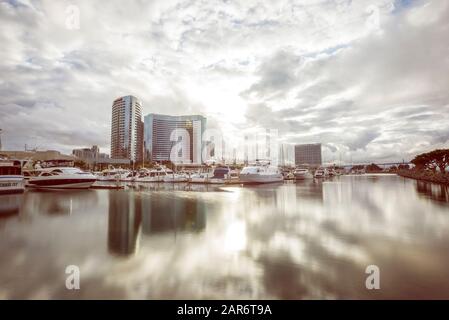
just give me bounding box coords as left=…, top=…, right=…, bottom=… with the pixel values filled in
left=399, top=149, right=449, bottom=185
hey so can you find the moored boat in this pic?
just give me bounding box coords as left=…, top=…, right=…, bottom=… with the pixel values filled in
left=28, top=167, right=97, bottom=189
left=239, top=161, right=283, bottom=184
left=293, top=168, right=314, bottom=180
left=0, top=160, right=25, bottom=194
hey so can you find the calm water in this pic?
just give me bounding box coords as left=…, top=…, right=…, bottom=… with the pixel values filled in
left=1, top=174, right=449, bottom=299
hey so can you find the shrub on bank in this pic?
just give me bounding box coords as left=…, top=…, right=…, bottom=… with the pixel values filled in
left=398, top=169, right=449, bottom=185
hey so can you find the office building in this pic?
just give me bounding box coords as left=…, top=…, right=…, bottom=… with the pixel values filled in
left=144, top=114, right=206, bottom=164
left=110, top=95, right=144, bottom=162
left=73, top=145, right=109, bottom=161
left=295, top=143, right=322, bottom=166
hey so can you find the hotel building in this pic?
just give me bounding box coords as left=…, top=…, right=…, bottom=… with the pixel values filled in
left=144, top=114, right=206, bottom=164
left=295, top=143, right=322, bottom=166
left=110, top=96, right=144, bottom=162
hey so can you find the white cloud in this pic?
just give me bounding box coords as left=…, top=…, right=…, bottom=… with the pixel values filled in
left=0, top=0, right=448, bottom=163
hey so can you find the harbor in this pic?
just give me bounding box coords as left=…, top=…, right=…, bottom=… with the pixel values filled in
left=1, top=174, right=449, bottom=299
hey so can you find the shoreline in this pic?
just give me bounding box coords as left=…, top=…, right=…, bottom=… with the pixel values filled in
left=397, top=170, right=449, bottom=186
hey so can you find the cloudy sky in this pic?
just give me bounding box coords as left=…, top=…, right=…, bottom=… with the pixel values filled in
left=0, top=0, right=448, bottom=163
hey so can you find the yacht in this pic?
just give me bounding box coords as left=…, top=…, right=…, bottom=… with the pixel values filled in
left=136, top=168, right=165, bottom=182
left=28, top=167, right=97, bottom=189
left=314, top=168, right=329, bottom=178
left=293, top=168, right=314, bottom=180
left=239, top=162, right=284, bottom=184
left=0, top=160, right=25, bottom=194
left=209, top=166, right=232, bottom=184
left=96, top=168, right=130, bottom=181
left=190, top=172, right=212, bottom=184
left=163, top=169, right=189, bottom=183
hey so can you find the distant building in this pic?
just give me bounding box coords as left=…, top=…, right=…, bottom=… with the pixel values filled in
left=111, top=96, right=144, bottom=162
left=72, top=145, right=109, bottom=162
left=295, top=143, right=322, bottom=166
left=144, top=114, right=206, bottom=164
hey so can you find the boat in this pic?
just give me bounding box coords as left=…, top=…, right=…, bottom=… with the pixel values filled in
left=135, top=168, right=166, bottom=182
left=209, top=166, right=232, bottom=184
left=314, top=168, right=329, bottom=178
left=163, top=169, right=189, bottom=183
left=0, top=160, right=25, bottom=194
left=293, top=168, right=314, bottom=180
left=96, top=168, right=130, bottom=181
left=239, top=161, right=284, bottom=184
left=28, top=167, right=97, bottom=189
left=190, top=172, right=212, bottom=184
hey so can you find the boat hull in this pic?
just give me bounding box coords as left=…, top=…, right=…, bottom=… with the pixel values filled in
left=294, top=173, right=313, bottom=180
left=240, top=174, right=283, bottom=184
left=0, top=176, right=25, bottom=194
left=28, top=177, right=97, bottom=189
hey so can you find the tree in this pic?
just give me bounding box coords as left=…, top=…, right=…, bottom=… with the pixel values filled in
left=411, top=149, right=449, bottom=172
left=366, top=163, right=382, bottom=172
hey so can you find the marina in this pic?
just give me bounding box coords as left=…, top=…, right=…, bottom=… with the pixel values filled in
left=1, top=174, right=449, bottom=299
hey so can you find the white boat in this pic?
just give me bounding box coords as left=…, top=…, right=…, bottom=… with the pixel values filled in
left=190, top=172, right=212, bottom=184
left=314, top=168, right=329, bottom=178
left=28, top=167, right=97, bottom=189
left=209, top=167, right=232, bottom=184
left=96, top=168, right=130, bottom=181
left=293, top=168, right=314, bottom=180
left=136, top=168, right=165, bottom=182
left=0, top=160, right=25, bottom=194
left=163, top=169, right=188, bottom=183
left=239, top=162, right=284, bottom=184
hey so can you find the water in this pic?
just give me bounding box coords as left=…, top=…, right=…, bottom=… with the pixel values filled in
left=1, top=174, right=449, bottom=299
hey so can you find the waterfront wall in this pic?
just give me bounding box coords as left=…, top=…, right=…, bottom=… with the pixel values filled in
left=398, top=169, right=449, bottom=185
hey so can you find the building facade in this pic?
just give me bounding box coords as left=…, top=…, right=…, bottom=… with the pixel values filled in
left=295, top=143, right=322, bottom=166
left=144, top=114, right=206, bottom=164
left=73, top=145, right=109, bottom=161
left=111, top=96, right=144, bottom=162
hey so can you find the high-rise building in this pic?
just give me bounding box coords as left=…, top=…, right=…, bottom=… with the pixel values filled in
left=144, top=114, right=206, bottom=164
left=295, top=143, right=322, bottom=166
left=73, top=145, right=109, bottom=161
left=110, top=96, right=144, bottom=162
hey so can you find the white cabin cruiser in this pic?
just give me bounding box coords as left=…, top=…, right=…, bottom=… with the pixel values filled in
left=239, top=163, right=283, bottom=184
left=163, top=169, right=189, bottom=183
left=314, top=168, right=329, bottom=178
left=136, top=168, right=166, bottom=182
left=209, top=167, right=232, bottom=184
left=96, top=168, right=130, bottom=181
left=28, top=167, right=97, bottom=189
left=0, top=160, right=25, bottom=194
left=293, top=168, right=314, bottom=180
left=190, top=172, right=212, bottom=184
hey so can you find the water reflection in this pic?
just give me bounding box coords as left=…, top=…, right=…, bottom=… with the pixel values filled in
left=141, top=193, right=206, bottom=235
left=416, top=181, right=449, bottom=204
left=108, top=190, right=207, bottom=256
left=108, top=190, right=142, bottom=256
left=0, top=194, right=23, bottom=221
left=1, top=175, right=449, bottom=299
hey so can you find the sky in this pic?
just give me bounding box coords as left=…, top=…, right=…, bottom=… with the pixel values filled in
left=0, top=0, right=448, bottom=164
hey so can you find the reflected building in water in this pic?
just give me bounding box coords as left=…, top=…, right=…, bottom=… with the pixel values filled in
left=141, top=194, right=206, bottom=235
left=108, top=191, right=207, bottom=255
left=108, top=191, right=142, bottom=256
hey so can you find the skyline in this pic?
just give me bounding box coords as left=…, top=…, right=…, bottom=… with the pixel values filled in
left=1, top=0, right=449, bottom=164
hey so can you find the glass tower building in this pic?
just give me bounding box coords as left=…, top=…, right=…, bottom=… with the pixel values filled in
left=110, top=95, right=144, bottom=162
left=295, top=143, right=322, bottom=166
left=144, top=114, right=206, bottom=164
